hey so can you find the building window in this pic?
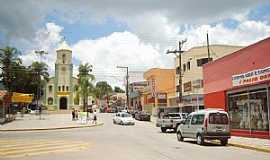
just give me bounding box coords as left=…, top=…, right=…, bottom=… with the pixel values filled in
left=48, top=97, right=53, bottom=105
left=176, top=66, right=180, bottom=74
left=58, top=86, right=61, bottom=91
left=187, top=61, right=190, bottom=70
left=66, top=86, right=69, bottom=91
left=48, top=85, right=53, bottom=92
left=62, top=86, right=65, bottom=91
left=183, top=64, right=186, bottom=72
left=197, top=58, right=213, bottom=67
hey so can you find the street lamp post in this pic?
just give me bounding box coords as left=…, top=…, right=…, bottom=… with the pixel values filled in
left=117, top=66, right=129, bottom=110
left=34, top=50, right=48, bottom=120
left=166, top=39, right=187, bottom=107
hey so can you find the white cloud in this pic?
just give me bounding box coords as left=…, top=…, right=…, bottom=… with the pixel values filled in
left=72, top=31, right=172, bottom=87
left=20, top=22, right=63, bottom=74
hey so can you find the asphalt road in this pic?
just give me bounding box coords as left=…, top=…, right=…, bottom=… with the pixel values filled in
left=1, top=113, right=270, bottom=160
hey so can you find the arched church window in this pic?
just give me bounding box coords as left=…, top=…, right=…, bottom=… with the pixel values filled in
left=58, top=86, right=61, bottom=91
left=48, top=97, right=53, bottom=105
left=62, top=54, right=66, bottom=64
left=48, top=85, right=53, bottom=92
left=66, top=86, right=69, bottom=91
left=62, top=85, right=65, bottom=91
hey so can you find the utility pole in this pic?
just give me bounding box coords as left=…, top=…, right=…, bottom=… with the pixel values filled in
left=166, top=39, right=187, bottom=106
left=117, top=66, right=129, bottom=110
left=34, top=50, right=48, bottom=120
left=207, top=32, right=211, bottom=62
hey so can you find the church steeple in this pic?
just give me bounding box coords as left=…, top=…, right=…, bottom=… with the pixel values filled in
left=56, top=41, right=72, bottom=65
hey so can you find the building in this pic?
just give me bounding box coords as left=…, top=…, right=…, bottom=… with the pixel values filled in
left=142, top=68, right=176, bottom=114
left=203, top=37, right=270, bottom=138
left=129, top=81, right=148, bottom=110
left=173, top=45, right=242, bottom=113
left=44, top=42, right=79, bottom=110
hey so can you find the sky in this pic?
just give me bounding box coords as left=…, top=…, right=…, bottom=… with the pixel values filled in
left=0, top=0, right=270, bottom=88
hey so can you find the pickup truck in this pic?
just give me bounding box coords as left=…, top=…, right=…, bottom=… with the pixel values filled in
left=156, top=113, right=187, bottom=133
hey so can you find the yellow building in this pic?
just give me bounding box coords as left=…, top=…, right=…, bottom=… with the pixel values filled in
left=142, top=68, right=176, bottom=113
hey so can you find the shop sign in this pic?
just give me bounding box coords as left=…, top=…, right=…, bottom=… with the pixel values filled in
left=232, top=66, right=270, bottom=87
left=184, top=81, right=192, bottom=92
left=132, top=81, right=148, bottom=92
left=149, top=78, right=156, bottom=97
left=157, top=93, right=166, bottom=99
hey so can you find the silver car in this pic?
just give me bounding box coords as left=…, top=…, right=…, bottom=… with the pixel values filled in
left=176, top=109, right=230, bottom=146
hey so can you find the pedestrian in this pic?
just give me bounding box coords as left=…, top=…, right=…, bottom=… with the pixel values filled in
left=93, top=110, right=97, bottom=124
left=75, top=109, right=79, bottom=120
left=72, top=108, right=75, bottom=121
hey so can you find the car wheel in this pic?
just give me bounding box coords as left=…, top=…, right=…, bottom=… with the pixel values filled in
left=177, top=131, right=184, bottom=142
left=197, top=134, right=204, bottom=145
left=161, top=127, right=167, bottom=133
left=120, top=121, right=124, bottom=125
left=220, top=139, right=228, bottom=146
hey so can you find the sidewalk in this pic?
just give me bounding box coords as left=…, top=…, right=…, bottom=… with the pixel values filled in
left=228, top=136, right=270, bottom=153
left=151, top=116, right=270, bottom=153
left=0, top=113, right=103, bottom=131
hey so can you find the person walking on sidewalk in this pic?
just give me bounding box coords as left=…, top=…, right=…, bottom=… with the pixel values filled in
left=72, top=108, right=75, bottom=121
left=93, top=110, right=97, bottom=124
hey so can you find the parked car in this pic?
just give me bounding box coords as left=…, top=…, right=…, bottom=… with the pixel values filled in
left=113, top=112, right=135, bottom=125
left=156, top=112, right=187, bottom=133
left=135, top=111, right=151, bottom=121
left=176, top=109, right=230, bottom=146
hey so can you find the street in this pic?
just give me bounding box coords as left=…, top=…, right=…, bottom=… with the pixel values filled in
left=0, top=113, right=270, bottom=160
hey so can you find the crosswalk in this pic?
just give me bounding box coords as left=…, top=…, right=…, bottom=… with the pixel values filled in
left=0, top=138, right=89, bottom=158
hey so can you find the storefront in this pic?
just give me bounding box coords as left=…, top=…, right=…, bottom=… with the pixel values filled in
left=203, top=37, right=270, bottom=138
left=181, top=94, right=204, bottom=113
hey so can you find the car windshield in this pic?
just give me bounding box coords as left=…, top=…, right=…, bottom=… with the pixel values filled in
left=209, top=113, right=228, bottom=124
left=168, top=113, right=180, bottom=118
left=121, top=113, right=131, bottom=117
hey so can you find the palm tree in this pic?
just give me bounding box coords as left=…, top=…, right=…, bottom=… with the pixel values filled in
left=29, top=62, right=49, bottom=102
left=76, top=63, right=95, bottom=111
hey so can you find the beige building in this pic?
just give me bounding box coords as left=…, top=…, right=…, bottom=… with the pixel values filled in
left=172, top=45, right=243, bottom=113
left=44, top=42, right=79, bottom=110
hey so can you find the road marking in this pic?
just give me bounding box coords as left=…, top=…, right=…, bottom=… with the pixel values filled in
left=0, top=139, right=89, bottom=158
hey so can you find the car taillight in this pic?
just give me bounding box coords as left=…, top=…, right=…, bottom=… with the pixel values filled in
left=204, top=118, right=208, bottom=131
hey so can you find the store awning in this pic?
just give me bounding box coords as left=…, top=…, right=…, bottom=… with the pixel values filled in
left=12, top=92, right=33, bottom=103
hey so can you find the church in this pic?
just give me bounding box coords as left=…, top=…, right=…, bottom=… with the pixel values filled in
left=44, top=42, right=79, bottom=110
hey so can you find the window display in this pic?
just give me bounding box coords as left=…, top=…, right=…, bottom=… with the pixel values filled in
left=228, top=88, right=269, bottom=132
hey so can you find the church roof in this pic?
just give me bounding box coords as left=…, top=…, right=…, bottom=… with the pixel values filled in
left=56, top=41, right=72, bottom=51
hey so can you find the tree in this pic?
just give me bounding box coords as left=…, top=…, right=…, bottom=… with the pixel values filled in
left=114, top=86, right=125, bottom=93
left=0, top=46, right=21, bottom=92
left=95, top=81, right=113, bottom=100
left=76, top=63, right=95, bottom=111
left=29, top=62, right=49, bottom=99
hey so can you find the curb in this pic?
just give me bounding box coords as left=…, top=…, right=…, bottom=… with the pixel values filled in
left=211, top=140, right=270, bottom=154
left=0, top=123, right=104, bottom=132
left=229, top=142, right=270, bottom=154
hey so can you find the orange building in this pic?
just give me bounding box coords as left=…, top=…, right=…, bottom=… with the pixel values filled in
left=142, top=68, right=176, bottom=113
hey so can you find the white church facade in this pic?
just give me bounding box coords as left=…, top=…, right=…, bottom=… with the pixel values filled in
left=44, top=42, right=79, bottom=110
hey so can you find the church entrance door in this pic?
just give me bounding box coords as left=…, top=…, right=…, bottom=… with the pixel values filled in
left=60, top=97, right=68, bottom=110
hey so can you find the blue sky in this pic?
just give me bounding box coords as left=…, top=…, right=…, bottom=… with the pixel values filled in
left=44, top=15, right=129, bottom=44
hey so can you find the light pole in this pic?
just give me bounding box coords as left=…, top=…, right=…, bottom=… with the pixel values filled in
left=166, top=39, right=187, bottom=107
left=117, top=66, right=129, bottom=110
left=35, top=50, right=48, bottom=119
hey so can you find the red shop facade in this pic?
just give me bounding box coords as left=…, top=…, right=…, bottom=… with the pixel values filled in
left=203, top=37, right=270, bottom=139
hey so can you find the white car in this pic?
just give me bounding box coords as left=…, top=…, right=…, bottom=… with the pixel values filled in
left=113, top=112, right=135, bottom=125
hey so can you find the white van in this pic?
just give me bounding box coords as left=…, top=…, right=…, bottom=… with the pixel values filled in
left=176, top=109, right=230, bottom=145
